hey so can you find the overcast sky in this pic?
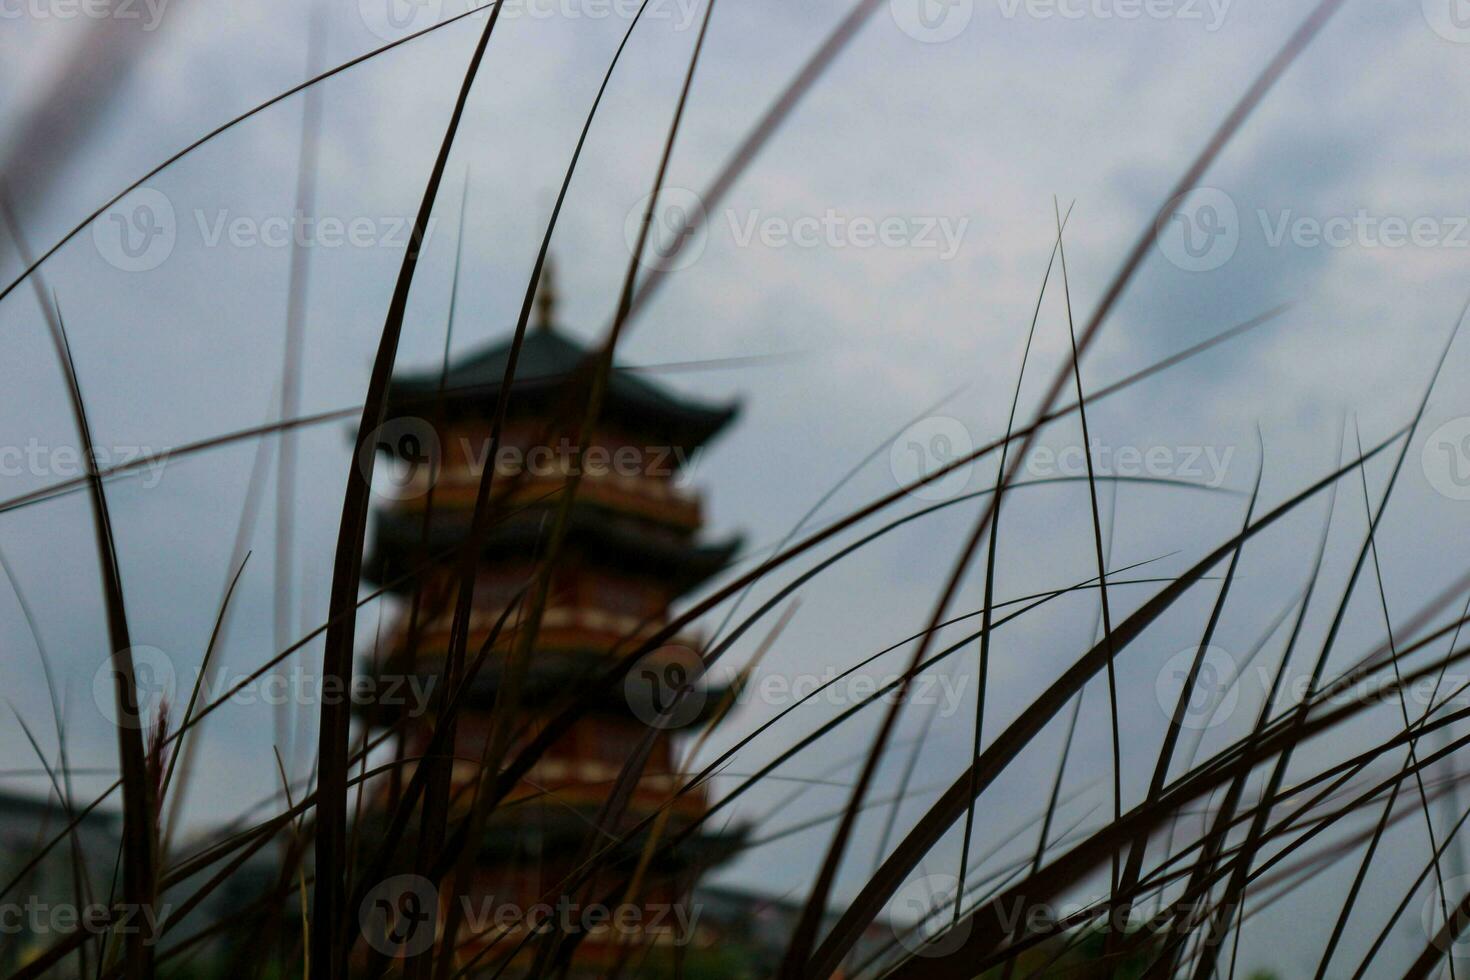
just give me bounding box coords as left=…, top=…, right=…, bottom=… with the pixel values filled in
left=4, top=0, right=1470, bottom=974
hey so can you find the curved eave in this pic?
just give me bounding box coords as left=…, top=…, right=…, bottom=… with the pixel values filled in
left=385, top=325, right=741, bottom=450
left=354, top=659, right=734, bottom=726
left=388, top=377, right=739, bottom=451
left=365, top=506, right=742, bottom=596
left=468, top=810, right=747, bottom=872
left=351, top=807, right=746, bottom=874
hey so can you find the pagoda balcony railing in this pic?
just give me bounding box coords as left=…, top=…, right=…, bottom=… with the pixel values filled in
left=399, top=463, right=704, bottom=528
left=408, top=757, right=707, bottom=811
left=507, top=759, right=710, bottom=813
left=419, top=603, right=703, bottom=652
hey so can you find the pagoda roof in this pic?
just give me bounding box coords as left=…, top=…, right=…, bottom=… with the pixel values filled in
left=353, top=806, right=744, bottom=874
left=468, top=807, right=746, bottom=871
left=366, top=503, right=742, bottom=596
left=356, top=648, right=735, bottom=721
left=387, top=325, right=739, bottom=449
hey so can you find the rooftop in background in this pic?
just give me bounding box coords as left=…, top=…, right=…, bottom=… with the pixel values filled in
left=386, top=263, right=739, bottom=450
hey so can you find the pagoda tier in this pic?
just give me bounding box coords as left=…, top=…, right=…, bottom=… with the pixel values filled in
left=353, top=805, right=743, bottom=882
left=375, top=700, right=733, bottom=830
left=366, top=501, right=741, bottom=598
left=362, top=647, right=734, bottom=718
left=383, top=324, right=737, bottom=451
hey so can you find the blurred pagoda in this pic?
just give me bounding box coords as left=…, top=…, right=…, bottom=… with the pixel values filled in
left=357, top=260, right=745, bottom=975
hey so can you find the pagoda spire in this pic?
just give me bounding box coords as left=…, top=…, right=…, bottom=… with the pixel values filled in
left=534, top=255, right=557, bottom=331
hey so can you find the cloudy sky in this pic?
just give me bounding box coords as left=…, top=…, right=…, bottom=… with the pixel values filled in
left=4, top=0, right=1470, bottom=973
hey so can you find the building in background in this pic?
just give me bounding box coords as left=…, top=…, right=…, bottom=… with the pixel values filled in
left=358, top=266, right=745, bottom=975
left=0, top=790, right=119, bottom=976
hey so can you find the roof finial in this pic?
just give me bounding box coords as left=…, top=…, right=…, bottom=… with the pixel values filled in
left=534, top=255, right=557, bottom=331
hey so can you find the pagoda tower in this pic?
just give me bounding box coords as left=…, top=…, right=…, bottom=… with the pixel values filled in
left=359, top=266, right=744, bottom=974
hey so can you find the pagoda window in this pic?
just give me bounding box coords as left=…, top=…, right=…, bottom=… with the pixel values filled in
left=475, top=566, right=536, bottom=607
left=584, top=573, right=660, bottom=619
